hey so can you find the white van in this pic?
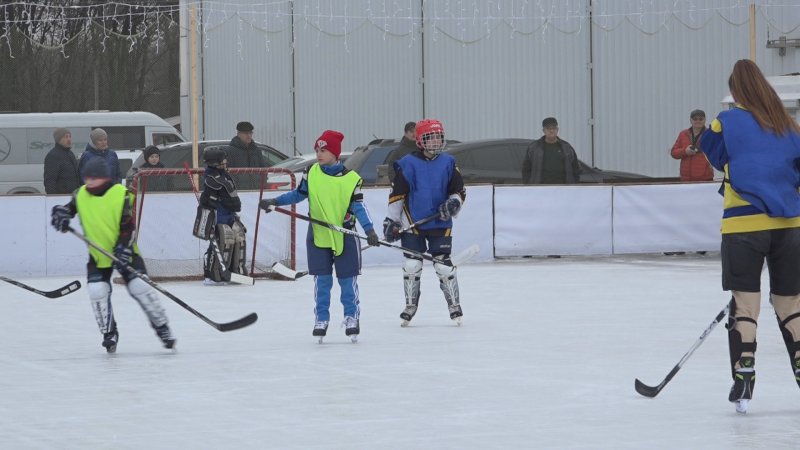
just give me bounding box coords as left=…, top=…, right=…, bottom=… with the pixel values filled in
left=0, top=111, right=185, bottom=194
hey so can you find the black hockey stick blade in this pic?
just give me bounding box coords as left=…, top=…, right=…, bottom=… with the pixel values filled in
left=216, top=312, right=259, bottom=332
left=0, top=276, right=81, bottom=299
left=634, top=305, right=728, bottom=398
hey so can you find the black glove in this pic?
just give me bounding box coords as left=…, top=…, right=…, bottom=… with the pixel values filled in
left=259, top=198, right=278, bottom=213
left=366, top=229, right=380, bottom=247
left=51, top=205, right=72, bottom=232
left=113, top=244, right=134, bottom=272
left=382, top=218, right=401, bottom=243
left=438, top=198, right=461, bottom=220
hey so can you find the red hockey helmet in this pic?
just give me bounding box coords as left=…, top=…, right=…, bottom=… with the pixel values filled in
left=415, top=119, right=445, bottom=155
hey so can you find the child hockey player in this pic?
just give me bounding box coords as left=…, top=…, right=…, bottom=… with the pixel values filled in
left=700, top=59, right=800, bottom=414
left=197, top=146, right=247, bottom=284
left=50, top=158, right=175, bottom=353
left=259, top=130, right=379, bottom=343
left=383, top=119, right=466, bottom=326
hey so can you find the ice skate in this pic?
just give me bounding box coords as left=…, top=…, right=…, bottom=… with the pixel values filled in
left=154, top=324, right=176, bottom=350
left=449, top=305, right=463, bottom=326
left=203, top=278, right=228, bottom=286
left=102, top=329, right=118, bottom=353
left=343, top=316, right=359, bottom=343
left=313, top=320, right=329, bottom=344
left=400, top=305, right=417, bottom=327
left=729, top=357, right=755, bottom=414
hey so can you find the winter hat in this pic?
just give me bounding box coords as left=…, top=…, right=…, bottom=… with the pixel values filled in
left=83, top=158, right=110, bottom=180
left=542, top=117, right=558, bottom=128
left=89, top=128, right=108, bottom=145
left=690, top=109, right=706, bottom=119
left=236, top=121, right=254, bottom=132
left=144, top=145, right=160, bottom=159
left=53, top=127, right=70, bottom=143
left=314, top=130, right=344, bottom=159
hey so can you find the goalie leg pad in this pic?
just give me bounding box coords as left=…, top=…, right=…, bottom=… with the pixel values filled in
left=217, top=224, right=235, bottom=266
left=88, top=281, right=115, bottom=335
left=204, top=243, right=227, bottom=282
left=771, top=294, right=800, bottom=386
left=230, top=221, right=247, bottom=275
left=403, top=258, right=423, bottom=308
left=127, top=277, right=168, bottom=328
left=434, top=259, right=460, bottom=308
left=727, top=293, right=760, bottom=378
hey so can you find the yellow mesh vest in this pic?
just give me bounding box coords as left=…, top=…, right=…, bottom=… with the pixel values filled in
left=76, top=184, right=130, bottom=268
left=307, top=164, right=361, bottom=256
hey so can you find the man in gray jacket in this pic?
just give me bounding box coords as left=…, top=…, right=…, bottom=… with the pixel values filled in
left=522, top=117, right=581, bottom=184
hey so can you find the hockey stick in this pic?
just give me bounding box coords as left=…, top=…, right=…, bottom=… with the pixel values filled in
left=269, top=262, right=309, bottom=280
left=268, top=206, right=453, bottom=266
left=67, top=227, right=257, bottom=332
left=359, top=213, right=440, bottom=251
left=182, top=162, right=254, bottom=285
left=0, top=276, right=81, bottom=299
left=634, top=304, right=729, bottom=398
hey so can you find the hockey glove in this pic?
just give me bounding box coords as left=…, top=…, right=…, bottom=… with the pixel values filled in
left=382, top=218, right=402, bottom=242
left=366, top=229, right=380, bottom=247
left=259, top=198, right=278, bottom=213
left=113, top=244, right=134, bottom=273
left=50, top=205, right=73, bottom=232
left=438, top=198, right=461, bottom=220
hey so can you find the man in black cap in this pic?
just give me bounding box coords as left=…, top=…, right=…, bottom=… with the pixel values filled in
left=43, top=127, right=81, bottom=194
left=225, top=121, right=267, bottom=190
left=385, top=121, right=418, bottom=182
left=522, top=117, right=581, bottom=184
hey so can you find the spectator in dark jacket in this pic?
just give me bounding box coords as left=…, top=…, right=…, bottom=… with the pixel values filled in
left=522, top=117, right=581, bottom=184
left=79, top=128, right=121, bottom=184
left=385, top=121, right=418, bottom=183
left=225, top=121, right=267, bottom=190
left=43, top=127, right=82, bottom=194
left=137, top=145, right=173, bottom=192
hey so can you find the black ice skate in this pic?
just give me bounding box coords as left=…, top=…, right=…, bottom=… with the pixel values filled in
left=448, top=305, right=463, bottom=326
left=154, top=324, right=176, bottom=349
left=102, top=329, right=119, bottom=353
left=729, top=356, right=755, bottom=414
left=313, top=320, right=329, bottom=344
left=794, top=358, right=800, bottom=388
left=343, top=316, right=359, bottom=343
left=400, top=305, right=418, bottom=327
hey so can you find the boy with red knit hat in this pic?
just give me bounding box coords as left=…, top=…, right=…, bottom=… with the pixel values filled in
left=259, top=130, right=379, bottom=343
left=383, top=119, right=467, bottom=326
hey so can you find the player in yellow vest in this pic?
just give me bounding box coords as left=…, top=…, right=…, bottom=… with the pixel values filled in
left=51, top=158, right=175, bottom=353
left=260, top=130, right=379, bottom=343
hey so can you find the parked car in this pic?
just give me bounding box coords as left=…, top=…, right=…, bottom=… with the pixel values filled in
left=443, top=139, right=653, bottom=184
left=126, top=140, right=290, bottom=191
left=344, top=138, right=459, bottom=185
left=266, top=152, right=352, bottom=190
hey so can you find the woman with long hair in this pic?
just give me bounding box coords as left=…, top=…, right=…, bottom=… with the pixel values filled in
left=700, top=59, right=800, bottom=414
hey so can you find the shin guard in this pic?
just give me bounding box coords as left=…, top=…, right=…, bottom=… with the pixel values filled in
left=771, top=294, right=800, bottom=388
left=88, top=281, right=116, bottom=335
left=127, top=277, right=168, bottom=328
left=401, top=258, right=422, bottom=321
left=434, top=259, right=462, bottom=319
left=726, top=294, right=758, bottom=380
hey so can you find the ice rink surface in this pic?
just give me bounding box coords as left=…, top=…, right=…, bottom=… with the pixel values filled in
left=2, top=254, right=799, bottom=449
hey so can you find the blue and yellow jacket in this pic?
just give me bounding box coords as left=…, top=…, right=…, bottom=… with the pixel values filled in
left=700, top=106, right=800, bottom=233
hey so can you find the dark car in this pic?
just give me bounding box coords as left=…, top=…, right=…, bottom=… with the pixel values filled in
left=443, top=139, right=653, bottom=184
left=126, top=140, right=290, bottom=191
left=345, top=138, right=460, bottom=185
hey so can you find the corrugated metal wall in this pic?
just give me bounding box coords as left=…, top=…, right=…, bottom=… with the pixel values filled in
left=184, top=0, right=800, bottom=176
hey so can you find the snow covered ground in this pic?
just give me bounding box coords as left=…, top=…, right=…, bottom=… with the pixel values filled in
left=1, top=254, right=799, bottom=449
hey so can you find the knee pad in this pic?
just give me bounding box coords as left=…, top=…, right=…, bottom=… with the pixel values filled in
left=433, top=261, right=456, bottom=280
left=403, top=258, right=423, bottom=276
left=127, top=278, right=167, bottom=327
left=88, top=281, right=114, bottom=334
